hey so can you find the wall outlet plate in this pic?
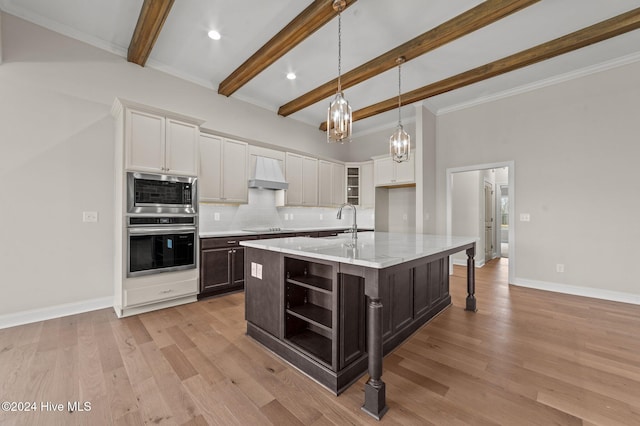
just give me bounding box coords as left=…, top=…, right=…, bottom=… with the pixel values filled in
left=520, top=213, right=531, bottom=222
left=214, top=212, right=220, bottom=221
left=83, top=211, right=98, bottom=223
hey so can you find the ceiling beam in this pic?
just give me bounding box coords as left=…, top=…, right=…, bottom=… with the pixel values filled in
left=127, top=0, right=175, bottom=66
left=218, top=0, right=358, bottom=97
left=280, top=0, right=541, bottom=117
left=319, top=7, right=640, bottom=130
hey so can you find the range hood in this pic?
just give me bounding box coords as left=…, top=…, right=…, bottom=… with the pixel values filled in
left=248, top=156, right=289, bottom=190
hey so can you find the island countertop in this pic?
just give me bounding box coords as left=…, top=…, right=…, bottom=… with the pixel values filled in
left=240, top=231, right=477, bottom=269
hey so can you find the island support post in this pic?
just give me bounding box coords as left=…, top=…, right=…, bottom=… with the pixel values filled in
left=465, top=245, right=477, bottom=312
left=361, top=241, right=476, bottom=420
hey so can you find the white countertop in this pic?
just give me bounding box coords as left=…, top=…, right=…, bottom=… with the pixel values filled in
left=240, top=232, right=477, bottom=269
left=199, top=226, right=370, bottom=238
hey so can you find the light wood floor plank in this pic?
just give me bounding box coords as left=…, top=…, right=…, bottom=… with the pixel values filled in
left=2, top=259, right=639, bottom=425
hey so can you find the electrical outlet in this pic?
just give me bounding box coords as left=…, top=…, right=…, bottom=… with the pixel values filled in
left=402, top=213, right=408, bottom=221
left=556, top=264, right=565, bottom=273
left=520, top=213, right=531, bottom=222
left=214, top=212, right=220, bottom=221
left=290, top=214, right=294, bottom=220
left=319, top=214, right=323, bottom=220
left=83, top=211, right=98, bottom=223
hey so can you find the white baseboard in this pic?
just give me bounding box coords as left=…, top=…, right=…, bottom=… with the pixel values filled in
left=452, top=258, right=485, bottom=268
left=512, top=278, right=640, bottom=306
left=0, top=296, right=113, bottom=330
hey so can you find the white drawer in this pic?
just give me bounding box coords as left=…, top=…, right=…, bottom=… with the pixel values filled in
left=124, top=278, right=197, bottom=307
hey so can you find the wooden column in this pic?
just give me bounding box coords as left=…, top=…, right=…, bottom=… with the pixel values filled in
left=362, top=268, right=388, bottom=419
left=465, top=244, right=477, bottom=312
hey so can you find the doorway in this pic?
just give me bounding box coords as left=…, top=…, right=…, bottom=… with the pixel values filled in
left=499, top=185, right=509, bottom=258
left=446, top=161, right=514, bottom=284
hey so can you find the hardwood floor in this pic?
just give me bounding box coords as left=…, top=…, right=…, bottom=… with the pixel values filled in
left=1, top=258, right=639, bottom=425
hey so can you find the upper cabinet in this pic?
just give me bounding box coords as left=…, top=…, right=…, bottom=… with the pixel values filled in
left=199, top=134, right=248, bottom=203
left=374, top=153, right=415, bottom=187
left=345, top=162, right=374, bottom=208
left=319, top=160, right=345, bottom=207
left=114, top=99, right=203, bottom=176
left=286, top=153, right=318, bottom=206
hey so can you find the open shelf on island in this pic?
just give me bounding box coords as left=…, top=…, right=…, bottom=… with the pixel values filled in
left=287, top=274, right=332, bottom=294
left=286, top=328, right=332, bottom=366
left=287, top=303, right=332, bottom=330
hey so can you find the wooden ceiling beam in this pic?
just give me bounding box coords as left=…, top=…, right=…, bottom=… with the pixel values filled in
left=319, top=7, right=640, bottom=130
left=280, top=0, right=541, bottom=117
left=127, top=0, right=175, bottom=66
left=218, top=0, right=358, bottom=97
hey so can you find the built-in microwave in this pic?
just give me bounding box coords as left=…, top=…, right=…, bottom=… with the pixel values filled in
left=127, top=172, right=196, bottom=215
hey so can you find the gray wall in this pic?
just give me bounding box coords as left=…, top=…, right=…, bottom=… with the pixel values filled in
left=437, top=59, right=640, bottom=300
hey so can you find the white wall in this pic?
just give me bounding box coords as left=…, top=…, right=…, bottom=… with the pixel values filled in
left=437, top=59, right=640, bottom=301
left=0, top=13, right=353, bottom=323
left=451, top=171, right=481, bottom=264
left=344, top=122, right=416, bottom=162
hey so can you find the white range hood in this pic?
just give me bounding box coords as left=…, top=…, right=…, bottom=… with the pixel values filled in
left=248, top=156, right=289, bottom=190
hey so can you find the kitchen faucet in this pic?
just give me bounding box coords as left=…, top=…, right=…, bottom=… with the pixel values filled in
left=336, top=202, right=357, bottom=243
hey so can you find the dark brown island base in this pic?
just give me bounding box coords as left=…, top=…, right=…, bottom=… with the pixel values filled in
left=241, top=232, right=477, bottom=420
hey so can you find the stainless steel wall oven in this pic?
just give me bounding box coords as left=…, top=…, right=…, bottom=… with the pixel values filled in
left=127, top=216, right=196, bottom=277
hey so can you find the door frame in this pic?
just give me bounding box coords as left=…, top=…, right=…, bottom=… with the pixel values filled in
left=446, top=161, right=515, bottom=285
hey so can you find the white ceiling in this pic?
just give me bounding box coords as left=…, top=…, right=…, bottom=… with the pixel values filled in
left=2, top=0, right=640, bottom=137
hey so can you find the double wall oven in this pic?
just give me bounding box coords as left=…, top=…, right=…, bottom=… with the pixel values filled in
left=126, top=172, right=197, bottom=277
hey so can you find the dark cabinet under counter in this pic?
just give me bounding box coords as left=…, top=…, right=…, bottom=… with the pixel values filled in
left=199, top=236, right=258, bottom=299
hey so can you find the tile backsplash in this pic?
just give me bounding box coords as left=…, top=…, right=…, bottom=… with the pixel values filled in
left=199, top=189, right=374, bottom=233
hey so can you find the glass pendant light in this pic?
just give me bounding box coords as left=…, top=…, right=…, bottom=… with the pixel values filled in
left=390, top=57, right=410, bottom=162
left=327, top=0, right=352, bottom=144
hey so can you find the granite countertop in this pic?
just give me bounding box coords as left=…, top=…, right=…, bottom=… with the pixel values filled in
left=240, top=232, right=477, bottom=269
left=199, top=226, right=368, bottom=238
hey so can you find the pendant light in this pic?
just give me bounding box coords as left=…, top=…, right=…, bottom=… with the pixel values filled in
left=390, top=57, right=410, bottom=162
left=327, top=0, right=352, bottom=144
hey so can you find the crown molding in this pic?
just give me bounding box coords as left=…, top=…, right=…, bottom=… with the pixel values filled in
left=435, top=51, right=640, bottom=116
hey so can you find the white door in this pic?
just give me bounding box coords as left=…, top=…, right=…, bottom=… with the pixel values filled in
left=302, top=157, right=318, bottom=206
left=484, top=181, right=494, bottom=261
left=285, top=153, right=303, bottom=205
left=332, top=163, right=345, bottom=205
left=165, top=118, right=198, bottom=176
left=126, top=109, right=165, bottom=173
left=221, top=139, right=248, bottom=202
left=198, top=134, right=223, bottom=201
left=318, top=160, right=333, bottom=206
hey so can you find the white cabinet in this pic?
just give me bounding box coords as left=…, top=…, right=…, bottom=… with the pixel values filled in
left=345, top=162, right=374, bottom=207
left=374, top=154, right=415, bottom=186
left=286, top=153, right=318, bottom=206
left=319, top=160, right=345, bottom=207
left=199, top=134, right=248, bottom=203
left=332, top=162, right=345, bottom=206
left=125, top=108, right=199, bottom=176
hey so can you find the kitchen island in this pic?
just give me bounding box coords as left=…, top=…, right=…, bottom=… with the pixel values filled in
left=241, top=232, right=477, bottom=420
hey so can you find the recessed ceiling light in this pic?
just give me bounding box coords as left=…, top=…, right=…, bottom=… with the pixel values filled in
left=208, top=30, right=221, bottom=40
left=286, top=72, right=296, bottom=80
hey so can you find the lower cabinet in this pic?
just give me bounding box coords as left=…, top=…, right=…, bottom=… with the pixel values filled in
left=199, top=236, right=256, bottom=298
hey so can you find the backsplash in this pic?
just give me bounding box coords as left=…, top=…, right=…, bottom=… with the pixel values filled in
left=199, top=189, right=374, bottom=233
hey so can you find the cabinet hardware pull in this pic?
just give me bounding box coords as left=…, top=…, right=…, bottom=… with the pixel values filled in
left=227, top=241, right=237, bottom=244
left=160, top=289, right=173, bottom=294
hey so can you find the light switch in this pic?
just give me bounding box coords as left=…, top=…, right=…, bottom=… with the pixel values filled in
left=251, top=262, right=257, bottom=277
left=256, top=263, right=263, bottom=280
left=520, top=213, right=530, bottom=222
left=83, top=211, right=98, bottom=223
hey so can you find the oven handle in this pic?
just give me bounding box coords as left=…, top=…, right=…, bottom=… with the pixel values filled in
left=128, top=227, right=196, bottom=235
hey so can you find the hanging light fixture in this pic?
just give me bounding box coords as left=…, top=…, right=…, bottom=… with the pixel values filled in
left=390, top=57, right=410, bottom=162
left=327, top=0, right=352, bottom=144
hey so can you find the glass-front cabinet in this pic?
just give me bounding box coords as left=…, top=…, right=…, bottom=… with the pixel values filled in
left=346, top=167, right=360, bottom=205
